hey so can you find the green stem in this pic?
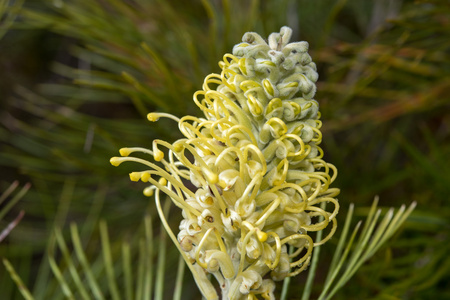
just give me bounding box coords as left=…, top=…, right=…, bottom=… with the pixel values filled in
left=173, top=254, right=186, bottom=300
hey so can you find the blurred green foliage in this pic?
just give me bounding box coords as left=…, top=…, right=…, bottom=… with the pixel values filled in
left=1, top=0, right=449, bottom=299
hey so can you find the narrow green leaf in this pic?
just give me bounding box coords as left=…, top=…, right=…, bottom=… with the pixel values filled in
left=135, top=240, right=145, bottom=300
left=173, top=254, right=186, bottom=300
left=0, top=181, right=19, bottom=206
left=53, top=227, right=90, bottom=300
left=143, top=215, right=153, bottom=300
left=325, top=203, right=355, bottom=281
left=0, top=182, right=30, bottom=221
left=319, top=221, right=362, bottom=300
left=99, top=221, right=121, bottom=300
left=122, top=242, right=133, bottom=300
left=2, top=258, right=34, bottom=300
left=70, top=223, right=105, bottom=300
left=154, top=200, right=170, bottom=300
left=47, top=251, right=75, bottom=299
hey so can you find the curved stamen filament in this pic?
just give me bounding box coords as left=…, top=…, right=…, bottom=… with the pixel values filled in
left=292, top=144, right=312, bottom=162
left=266, top=182, right=308, bottom=205
left=141, top=171, right=199, bottom=217
left=243, top=144, right=268, bottom=175
left=177, top=144, right=216, bottom=178
left=240, top=80, right=261, bottom=92
left=301, top=206, right=330, bottom=231
left=307, top=197, right=339, bottom=220
left=266, top=117, right=288, bottom=137
left=215, top=146, right=244, bottom=179
left=238, top=57, right=247, bottom=75
left=288, top=256, right=312, bottom=277
left=178, top=116, right=211, bottom=137
left=273, top=159, right=289, bottom=186
left=224, top=124, right=258, bottom=146
left=247, top=93, right=263, bottom=116
left=289, top=246, right=304, bottom=259
left=118, top=147, right=192, bottom=190
left=255, top=197, right=281, bottom=227
left=193, top=91, right=215, bottom=115
left=315, top=119, right=322, bottom=129
left=240, top=173, right=262, bottom=206
left=242, top=221, right=267, bottom=242
left=305, top=179, right=322, bottom=202
left=203, top=73, right=223, bottom=87
left=221, top=68, right=238, bottom=83
left=311, top=158, right=330, bottom=176
left=313, top=218, right=337, bottom=246
left=173, top=146, right=227, bottom=214
left=279, top=134, right=306, bottom=158
left=310, top=126, right=323, bottom=144
left=174, top=150, right=210, bottom=188
left=319, top=187, right=340, bottom=198
left=208, top=183, right=227, bottom=214
left=167, top=159, right=191, bottom=181
left=328, top=163, right=338, bottom=183
left=195, top=227, right=215, bottom=269
left=187, top=138, right=220, bottom=157
left=204, top=73, right=235, bottom=92
left=315, top=146, right=324, bottom=159
left=208, top=251, right=235, bottom=279
left=209, top=119, right=233, bottom=143
left=262, top=79, right=275, bottom=97
left=307, top=173, right=331, bottom=190
left=179, top=121, right=209, bottom=141
left=119, top=147, right=153, bottom=157
left=223, top=53, right=239, bottom=66
left=147, top=112, right=180, bottom=123
left=237, top=227, right=257, bottom=275
left=266, top=232, right=281, bottom=269
left=208, top=90, right=253, bottom=130
left=214, top=228, right=227, bottom=253
left=179, top=115, right=204, bottom=125
left=208, top=93, right=231, bottom=120
left=112, top=156, right=199, bottom=214
left=280, top=234, right=313, bottom=269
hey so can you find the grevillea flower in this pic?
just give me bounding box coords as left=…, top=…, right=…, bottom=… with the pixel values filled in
left=111, top=27, right=339, bottom=300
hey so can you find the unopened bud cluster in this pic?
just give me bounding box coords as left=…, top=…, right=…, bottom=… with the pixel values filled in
left=111, top=27, right=339, bottom=300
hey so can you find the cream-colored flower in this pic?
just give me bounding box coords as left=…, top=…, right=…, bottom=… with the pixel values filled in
left=111, top=26, right=339, bottom=300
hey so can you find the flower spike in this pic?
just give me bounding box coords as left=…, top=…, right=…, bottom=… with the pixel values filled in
left=111, top=27, right=340, bottom=300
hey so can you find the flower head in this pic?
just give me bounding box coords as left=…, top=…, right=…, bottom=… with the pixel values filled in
left=111, top=26, right=339, bottom=300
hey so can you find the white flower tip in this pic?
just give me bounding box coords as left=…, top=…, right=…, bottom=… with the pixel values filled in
left=159, top=177, right=167, bottom=186
left=173, top=141, right=184, bottom=152
left=143, top=186, right=154, bottom=197
left=257, top=230, right=268, bottom=242
left=147, top=113, right=160, bottom=122
left=154, top=149, right=164, bottom=161
left=203, top=169, right=218, bottom=184
left=119, top=147, right=131, bottom=157
left=141, top=172, right=151, bottom=182
left=110, top=157, right=122, bottom=166
left=129, top=172, right=141, bottom=182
